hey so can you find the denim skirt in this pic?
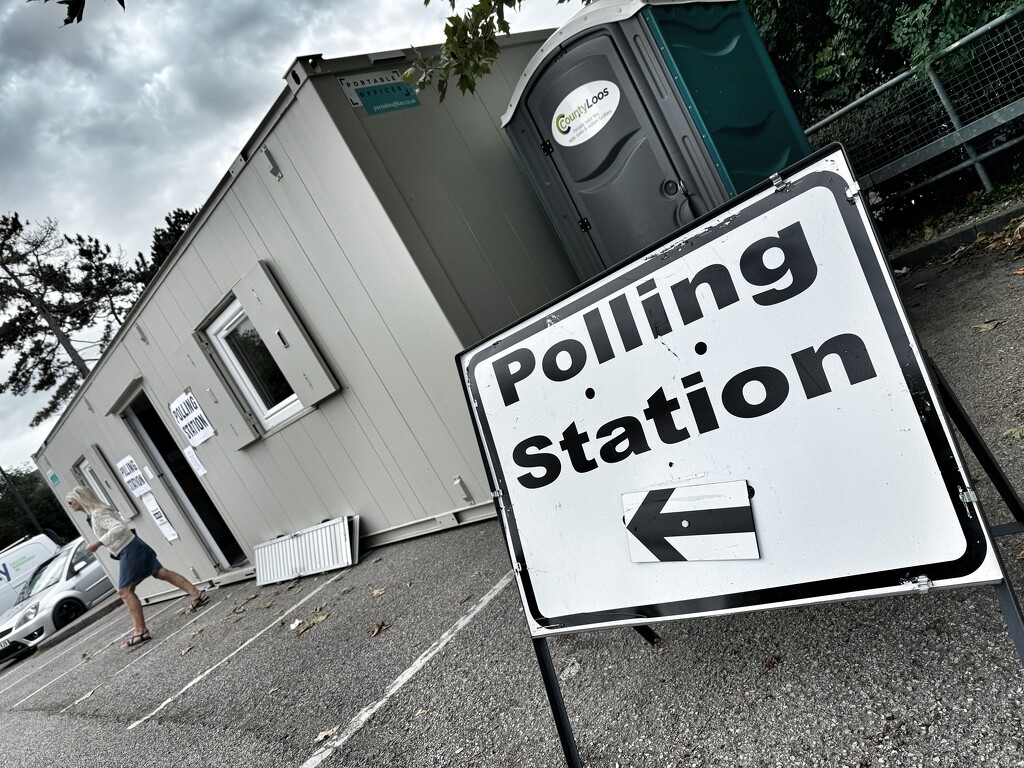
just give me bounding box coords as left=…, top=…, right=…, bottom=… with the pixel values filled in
left=117, top=536, right=163, bottom=589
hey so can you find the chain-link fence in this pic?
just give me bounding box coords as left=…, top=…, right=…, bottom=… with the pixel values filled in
left=806, top=6, right=1024, bottom=199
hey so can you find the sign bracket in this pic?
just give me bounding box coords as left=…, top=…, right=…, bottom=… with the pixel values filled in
left=927, top=357, right=1024, bottom=533
left=928, top=356, right=1024, bottom=663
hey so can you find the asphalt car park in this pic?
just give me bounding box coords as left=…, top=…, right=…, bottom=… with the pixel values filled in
left=0, top=537, right=115, bottom=666
left=2, top=238, right=1024, bottom=767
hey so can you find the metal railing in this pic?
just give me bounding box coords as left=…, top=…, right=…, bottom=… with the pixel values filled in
left=805, top=5, right=1024, bottom=198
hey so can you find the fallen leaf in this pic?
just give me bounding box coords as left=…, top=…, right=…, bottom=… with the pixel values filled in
left=372, top=588, right=387, bottom=598
left=269, top=687, right=280, bottom=695
left=294, top=614, right=329, bottom=636
left=973, top=319, right=1004, bottom=332
left=1014, top=550, right=1024, bottom=560
left=233, top=594, right=259, bottom=614
left=416, top=708, right=428, bottom=716
left=372, top=558, right=383, bottom=564
left=764, top=653, right=782, bottom=669
left=341, top=586, right=354, bottom=595
left=893, top=267, right=910, bottom=277
left=1003, top=427, right=1024, bottom=440
left=1013, top=268, right=1024, bottom=276
left=264, top=602, right=274, bottom=610
left=370, top=620, right=391, bottom=637
left=180, top=646, right=193, bottom=656
left=913, top=282, right=928, bottom=290
left=191, top=628, right=204, bottom=638
left=315, top=724, right=341, bottom=743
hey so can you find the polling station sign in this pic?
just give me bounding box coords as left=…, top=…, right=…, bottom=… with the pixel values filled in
left=170, top=390, right=215, bottom=447
left=459, top=146, right=1001, bottom=638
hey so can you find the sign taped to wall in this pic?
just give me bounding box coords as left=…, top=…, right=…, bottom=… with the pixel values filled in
left=116, top=455, right=152, bottom=498
left=170, top=390, right=215, bottom=447
left=458, top=145, right=1001, bottom=638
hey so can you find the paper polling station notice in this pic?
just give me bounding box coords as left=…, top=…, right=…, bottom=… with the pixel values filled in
left=459, top=147, right=1001, bottom=638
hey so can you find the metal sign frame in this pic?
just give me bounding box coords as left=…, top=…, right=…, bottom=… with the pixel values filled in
left=459, top=144, right=1000, bottom=638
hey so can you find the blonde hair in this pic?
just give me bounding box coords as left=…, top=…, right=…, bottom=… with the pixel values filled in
left=66, top=485, right=113, bottom=515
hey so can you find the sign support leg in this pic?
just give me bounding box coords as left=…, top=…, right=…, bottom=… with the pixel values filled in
left=993, top=564, right=1024, bottom=663
left=633, top=624, right=667, bottom=650
left=927, top=358, right=1024, bottom=663
left=928, top=358, right=1024, bottom=535
left=532, top=638, right=583, bottom=768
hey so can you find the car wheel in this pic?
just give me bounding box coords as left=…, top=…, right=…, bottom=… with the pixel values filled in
left=53, top=599, right=86, bottom=630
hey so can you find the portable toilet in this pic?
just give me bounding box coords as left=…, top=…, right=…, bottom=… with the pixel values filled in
left=503, top=0, right=811, bottom=279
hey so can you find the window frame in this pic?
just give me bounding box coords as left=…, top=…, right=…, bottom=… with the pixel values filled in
left=74, top=458, right=112, bottom=507
left=205, top=297, right=304, bottom=430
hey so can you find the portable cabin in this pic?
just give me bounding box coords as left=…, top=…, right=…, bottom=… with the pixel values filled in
left=33, top=31, right=579, bottom=601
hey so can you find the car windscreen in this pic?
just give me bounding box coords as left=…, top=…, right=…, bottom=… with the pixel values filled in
left=17, top=548, right=72, bottom=602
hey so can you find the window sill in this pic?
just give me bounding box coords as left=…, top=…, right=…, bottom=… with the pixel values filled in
left=254, top=405, right=317, bottom=443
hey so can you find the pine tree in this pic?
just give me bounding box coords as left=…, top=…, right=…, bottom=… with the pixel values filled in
left=0, top=213, right=142, bottom=426
left=132, top=208, right=197, bottom=287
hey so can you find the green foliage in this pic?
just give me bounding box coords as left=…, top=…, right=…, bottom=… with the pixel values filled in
left=132, top=208, right=198, bottom=287
left=403, top=0, right=1021, bottom=117
left=746, top=0, right=1022, bottom=124
left=35, top=0, right=1020, bottom=124
left=0, top=213, right=141, bottom=426
left=409, top=0, right=584, bottom=100
left=0, top=465, right=77, bottom=549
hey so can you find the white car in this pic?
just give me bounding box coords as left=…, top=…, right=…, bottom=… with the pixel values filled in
left=0, top=537, right=116, bottom=665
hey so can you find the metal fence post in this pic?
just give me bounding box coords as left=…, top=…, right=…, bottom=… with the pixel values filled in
left=925, top=64, right=994, bottom=193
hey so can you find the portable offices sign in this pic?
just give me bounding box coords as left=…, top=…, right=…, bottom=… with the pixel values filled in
left=459, top=146, right=1001, bottom=638
left=338, top=70, right=420, bottom=115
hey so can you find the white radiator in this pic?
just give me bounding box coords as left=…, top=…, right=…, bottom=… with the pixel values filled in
left=254, top=516, right=360, bottom=586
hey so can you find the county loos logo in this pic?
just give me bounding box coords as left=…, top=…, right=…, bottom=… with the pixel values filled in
left=551, top=80, right=620, bottom=147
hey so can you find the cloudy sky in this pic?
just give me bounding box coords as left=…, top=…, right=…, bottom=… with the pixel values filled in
left=0, top=0, right=579, bottom=469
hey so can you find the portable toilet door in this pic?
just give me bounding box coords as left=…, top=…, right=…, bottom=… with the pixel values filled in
left=503, top=0, right=810, bottom=280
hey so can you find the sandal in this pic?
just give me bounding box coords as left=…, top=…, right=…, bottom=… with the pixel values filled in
left=189, top=590, right=209, bottom=612
left=120, top=630, right=151, bottom=650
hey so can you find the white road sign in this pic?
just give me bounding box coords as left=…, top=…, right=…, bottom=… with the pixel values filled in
left=459, top=146, right=1001, bottom=637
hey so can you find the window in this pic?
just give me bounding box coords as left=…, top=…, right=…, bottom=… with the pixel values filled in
left=192, top=261, right=339, bottom=446
left=206, top=298, right=304, bottom=429
left=75, top=458, right=112, bottom=506
left=69, top=541, right=96, bottom=573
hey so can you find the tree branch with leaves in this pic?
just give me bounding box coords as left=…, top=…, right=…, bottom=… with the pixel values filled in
left=0, top=213, right=142, bottom=426
left=407, top=0, right=583, bottom=100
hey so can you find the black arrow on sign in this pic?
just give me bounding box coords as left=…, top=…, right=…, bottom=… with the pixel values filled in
left=627, top=487, right=756, bottom=562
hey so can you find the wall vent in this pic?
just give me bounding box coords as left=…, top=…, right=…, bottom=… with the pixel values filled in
left=254, top=516, right=360, bottom=586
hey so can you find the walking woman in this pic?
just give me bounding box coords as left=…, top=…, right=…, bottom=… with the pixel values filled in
left=66, top=485, right=208, bottom=649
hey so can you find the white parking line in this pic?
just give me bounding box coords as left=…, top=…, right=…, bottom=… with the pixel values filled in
left=59, top=599, right=225, bottom=714
left=0, top=612, right=123, bottom=694
left=10, top=598, right=198, bottom=710
left=127, top=571, right=348, bottom=730
left=300, top=570, right=513, bottom=768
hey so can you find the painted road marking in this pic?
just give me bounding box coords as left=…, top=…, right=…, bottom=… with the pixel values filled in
left=301, top=570, right=514, bottom=768
left=10, top=597, right=200, bottom=710
left=59, top=599, right=224, bottom=714
left=128, top=571, right=348, bottom=729
left=0, top=597, right=184, bottom=697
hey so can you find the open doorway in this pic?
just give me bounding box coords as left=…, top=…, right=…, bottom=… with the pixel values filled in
left=123, top=391, right=247, bottom=570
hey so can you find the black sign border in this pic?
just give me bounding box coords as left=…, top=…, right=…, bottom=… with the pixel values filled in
left=458, top=144, right=990, bottom=634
